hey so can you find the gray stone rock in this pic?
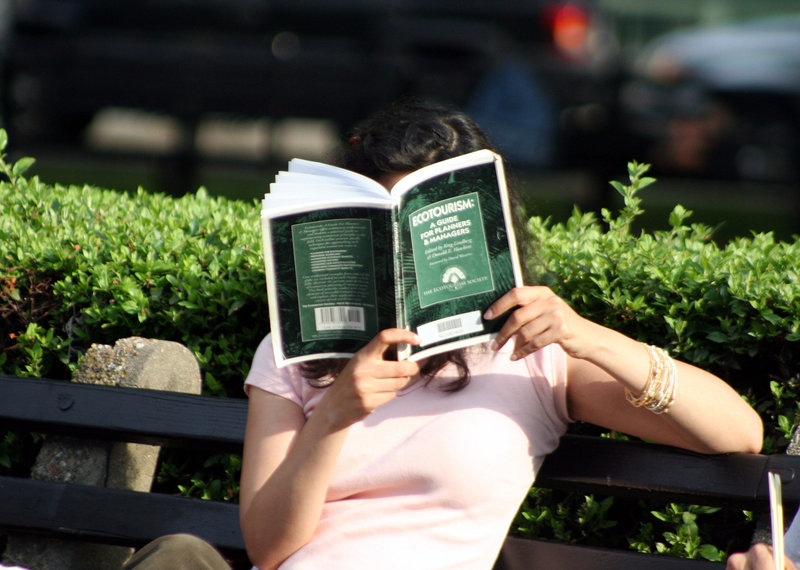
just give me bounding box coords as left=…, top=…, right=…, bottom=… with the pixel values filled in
left=2, top=337, right=202, bottom=570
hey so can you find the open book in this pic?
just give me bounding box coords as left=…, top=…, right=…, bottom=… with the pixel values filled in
left=261, top=149, right=523, bottom=367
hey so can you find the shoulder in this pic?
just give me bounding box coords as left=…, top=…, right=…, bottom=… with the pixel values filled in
left=462, top=343, right=571, bottom=422
left=465, top=342, right=567, bottom=383
left=244, top=334, right=309, bottom=407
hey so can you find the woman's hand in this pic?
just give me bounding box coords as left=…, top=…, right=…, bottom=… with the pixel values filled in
left=727, top=543, right=797, bottom=569
left=317, top=328, right=421, bottom=430
left=484, top=286, right=599, bottom=361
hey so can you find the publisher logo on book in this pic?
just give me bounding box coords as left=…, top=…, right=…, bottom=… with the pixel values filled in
left=442, top=266, right=467, bottom=290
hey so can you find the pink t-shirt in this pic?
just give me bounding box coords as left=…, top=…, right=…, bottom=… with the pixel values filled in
left=244, top=335, right=571, bottom=569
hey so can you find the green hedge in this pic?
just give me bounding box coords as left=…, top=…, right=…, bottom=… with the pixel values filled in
left=2, top=136, right=800, bottom=560
left=512, top=163, right=800, bottom=560
left=1, top=137, right=267, bottom=396
left=527, top=163, right=800, bottom=394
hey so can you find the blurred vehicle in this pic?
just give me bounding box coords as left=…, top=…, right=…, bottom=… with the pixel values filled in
left=617, top=13, right=800, bottom=183
left=0, top=0, right=621, bottom=173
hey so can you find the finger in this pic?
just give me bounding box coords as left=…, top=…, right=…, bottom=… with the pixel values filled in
left=484, top=286, right=546, bottom=321
left=511, top=321, right=559, bottom=360
left=361, top=329, right=421, bottom=358
left=724, top=552, right=745, bottom=569
left=492, top=300, right=549, bottom=350
left=347, top=355, right=420, bottom=391
left=727, top=544, right=777, bottom=570
left=750, top=543, right=774, bottom=562
left=375, top=360, right=421, bottom=382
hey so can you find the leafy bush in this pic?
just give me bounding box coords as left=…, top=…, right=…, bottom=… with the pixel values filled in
left=0, top=134, right=267, bottom=395
left=523, top=162, right=800, bottom=453
left=3, top=137, right=799, bottom=559
left=509, top=162, right=800, bottom=559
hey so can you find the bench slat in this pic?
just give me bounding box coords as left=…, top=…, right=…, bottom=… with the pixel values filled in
left=536, top=434, right=779, bottom=508
left=0, top=476, right=723, bottom=569
left=496, top=536, right=724, bottom=569
left=0, top=374, right=246, bottom=451
left=0, top=475, right=245, bottom=553
left=3, top=374, right=799, bottom=508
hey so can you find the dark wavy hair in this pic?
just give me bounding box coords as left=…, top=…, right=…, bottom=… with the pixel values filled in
left=301, top=100, right=496, bottom=392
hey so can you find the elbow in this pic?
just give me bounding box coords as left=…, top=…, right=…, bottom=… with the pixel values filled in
left=723, top=411, right=764, bottom=455
left=240, top=516, right=279, bottom=569
left=246, top=550, right=281, bottom=570
left=241, top=520, right=310, bottom=570
left=693, top=409, right=763, bottom=455
left=743, top=414, right=764, bottom=454
left=244, top=537, right=288, bottom=570
left=737, top=407, right=764, bottom=454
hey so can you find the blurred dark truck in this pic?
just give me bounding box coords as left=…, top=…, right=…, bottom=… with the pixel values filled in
left=0, top=0, right=622, bottom=173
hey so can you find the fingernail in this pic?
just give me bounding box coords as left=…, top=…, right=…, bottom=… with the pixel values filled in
left=490, top=339, right=499, bottom=351
left=413, top=334, right=421, bottom=344
left=483, top=308, right=494, bottom=319
left=510, top=352, right=520, bottom=361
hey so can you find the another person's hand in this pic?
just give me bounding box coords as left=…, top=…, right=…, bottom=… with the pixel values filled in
left=317, top=328, right=420, bottom=430
left=727, top=543, right=797, bottom=569
left=484, top=286, right=599, bottom=361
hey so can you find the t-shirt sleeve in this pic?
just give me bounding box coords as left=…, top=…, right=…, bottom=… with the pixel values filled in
left=525, top=343, right=572, bottom=427
left=244, top=334, right=305, bottom=407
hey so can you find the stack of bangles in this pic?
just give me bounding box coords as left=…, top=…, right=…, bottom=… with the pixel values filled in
left=625, top=344, right=677, bottom=414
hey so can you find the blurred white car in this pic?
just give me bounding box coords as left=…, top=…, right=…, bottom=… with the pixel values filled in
left=619, top=14, right=800, bottom=182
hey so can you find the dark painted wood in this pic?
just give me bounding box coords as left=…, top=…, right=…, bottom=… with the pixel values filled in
left=0, top=476, right=725, bottom=569
left=0, top=374, right=246, bottom=451
left=0, top=475, right=242, bottom=549
left=2, top=373, right=795, bottom=568
left=535, top=434, right=783, bottom=508
left=495, top=536, right=723, bottom=569
left=4, top=374, right=800, bottom=507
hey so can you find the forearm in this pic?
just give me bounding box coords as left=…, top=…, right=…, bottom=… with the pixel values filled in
left=240, top=409, right=348, bottom=569
left=574, top=322, right=763, bottom=454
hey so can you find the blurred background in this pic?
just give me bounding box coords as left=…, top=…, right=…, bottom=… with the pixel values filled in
left=2, top=0, right=799, bottom=240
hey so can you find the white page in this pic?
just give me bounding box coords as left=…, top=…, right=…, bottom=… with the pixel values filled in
left=769, top=471, right=785, bottom=570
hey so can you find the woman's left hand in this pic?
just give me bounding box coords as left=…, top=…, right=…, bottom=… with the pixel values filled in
left=484, top=286, right=599, bottom=361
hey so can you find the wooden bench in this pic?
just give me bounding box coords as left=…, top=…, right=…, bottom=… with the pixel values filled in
left=1, top=373, right=796, bottom=569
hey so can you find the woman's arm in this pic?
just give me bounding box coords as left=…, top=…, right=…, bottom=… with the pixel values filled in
left=238, top=329, right=420, bottom=569
left=485, top=286, right=763, bottom=454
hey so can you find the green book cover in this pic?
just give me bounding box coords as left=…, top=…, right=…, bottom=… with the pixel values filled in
left=261, top=149, right=522, bottom=366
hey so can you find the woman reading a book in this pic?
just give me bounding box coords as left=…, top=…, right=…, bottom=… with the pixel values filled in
left=122, top=101, right=763, bottom=570
left=232, top=101, right=763, bottom=570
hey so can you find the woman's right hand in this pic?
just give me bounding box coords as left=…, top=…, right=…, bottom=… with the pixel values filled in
left=317, top=328, right=421, bottom=430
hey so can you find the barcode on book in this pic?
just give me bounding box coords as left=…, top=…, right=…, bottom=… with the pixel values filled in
left=416, top=310, right=484, bottom=346
left=314, top=306, right=366, bottom=331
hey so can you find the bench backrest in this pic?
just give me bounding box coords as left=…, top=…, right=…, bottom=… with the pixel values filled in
left=1, top=374, right=795, bottom=568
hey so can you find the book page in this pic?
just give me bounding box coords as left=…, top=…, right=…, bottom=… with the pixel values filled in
left=769, top=471, right=785, bottom=570
left=262, top=158, right=393, bottom=218
left=394, top=151, right=523, bottom=360
left=263, top=207, right=397, bottom=366
left=287, top=157, right=388, bottom=196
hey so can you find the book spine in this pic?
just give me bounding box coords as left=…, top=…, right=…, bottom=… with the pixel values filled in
left=392, top=208, right=411, bottom=360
